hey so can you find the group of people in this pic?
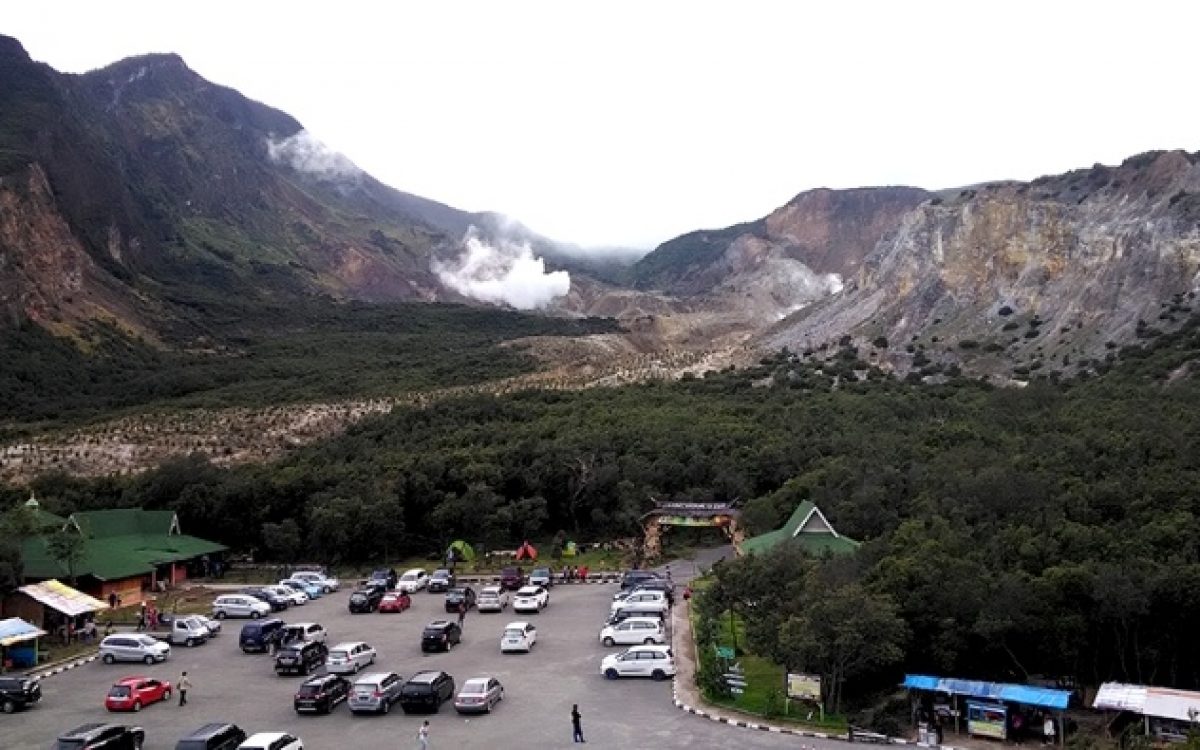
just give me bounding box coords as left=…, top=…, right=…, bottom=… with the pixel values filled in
left=560, top=565, right=590, bottom=582
left=54, top=616, right=100, bottom=645
left=134, top=600, right=160, bottom=631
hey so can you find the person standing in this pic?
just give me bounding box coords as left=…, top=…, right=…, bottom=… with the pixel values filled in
left=457, top=600, right=467, bottom=629
left=178, top=671, right=191, bottom=706
left=108, top=591, right=117, bottom=609
left=1043, top=715, right=1056, bottom=746
left=417, top=719, right=430, bottom=749
left=572, top=703, right=585, bottom=743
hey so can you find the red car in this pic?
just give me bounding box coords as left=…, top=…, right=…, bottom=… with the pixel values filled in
left=378, top=591, right=412, bottom=613
left=105, top=676, right=172, bottom=712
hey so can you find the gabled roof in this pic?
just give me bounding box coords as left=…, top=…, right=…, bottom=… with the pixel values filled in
left=18, top=580, right=107, bottom=616
left=0, top=617, right=46, bottom=646
left=740, top=501, right=860, bottom=556
left=21, top=509, right=225, bottom=582
left=68, top=509, right=179, bottom=538
left=1094, top=682, right=1200, bottom=723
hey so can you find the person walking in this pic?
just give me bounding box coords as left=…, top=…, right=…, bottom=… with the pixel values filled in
left=417, top=719, right=430, bottom=749
left=456, top=600, right=466, bottom=629
left=108, top=591, right=117, bottom=609
left=572, top=703, right=585, bottom=743
left=178, top=671, right=191, bottom=706
left=136, top=603, right=147, bottom=632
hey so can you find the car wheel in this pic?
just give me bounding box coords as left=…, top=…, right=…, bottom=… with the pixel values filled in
left=139, top=654, right=153, bottom=665
left=250, top=611, right=262, bottom=619
left=214, top=610, right=227, bottom=619
left=605, top=668, right=619, bottom=680
left=651, top=669, right=667, bottom=681
left=1, top=699, right=15, bottom=714
left=185, top=638, right=194, bottom=647
left=133, top=739, right=143, bottom=750
left=602, top=637, right=615, bottom=647
left=381, top=699, right=391, bottom=714
left=100, top=653, right=116, bottom=664
left=163, top=689, right=171, bottom=701
left=132, top=700, right=142, bottom=712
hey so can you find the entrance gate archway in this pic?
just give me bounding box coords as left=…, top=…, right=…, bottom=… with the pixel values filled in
left=641, top=501, right=743, bottom=562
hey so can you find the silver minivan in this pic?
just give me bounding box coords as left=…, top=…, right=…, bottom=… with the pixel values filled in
left=325, top=641, right=376, bottom=675
left=99, top=634, right=171, bottom=664
left=348, top=671, right=403, bottom=714
left=212, top=594, right=271, bottom=619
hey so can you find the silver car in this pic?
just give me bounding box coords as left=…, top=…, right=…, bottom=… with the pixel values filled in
left=476, top=586, right=509, bottom=613
left=326, top=641, right=376, bottom=675
left=348, top=671, right=404, bottom=714
left=454, top=676, right=504, bottom=714
left=99, top=634, right=171, bottom=665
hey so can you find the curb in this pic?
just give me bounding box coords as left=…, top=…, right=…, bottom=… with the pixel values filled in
left=28, top=652, right=99, bottom=680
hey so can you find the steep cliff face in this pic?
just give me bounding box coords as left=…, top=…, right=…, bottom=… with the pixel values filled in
left=631, top=186, right=931, bottom=297
left=764, top=151, right=1200, bottom=375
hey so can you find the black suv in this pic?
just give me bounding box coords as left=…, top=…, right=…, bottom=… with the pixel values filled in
left=368, top=568, right=398, bottom=590
left=242, top=587, right=289, bottom=612
left=54, top=723, right=145, bottom=749
left=427, top=569, right=455, bottom=593
left=275, top=640, right=328, bottom=676
left=239, top=618, right=286, bottom=653
left=0, top=675, right=41, bottom=713
left=443, top=586, right=476, bottom=613
left=421, top=620, right=462, bottom=652
left=399, top=670, right=455, bottom=713
left=348, top=586, right=384, bottom=614
left=293, top=673, right=350, bottom=714
left=175, top=722, right=247, bottom=750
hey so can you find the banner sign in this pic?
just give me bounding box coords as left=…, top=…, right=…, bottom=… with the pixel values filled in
left=659, top=514, right=733, bottom=527
left=967, top=702, right=1007, bottom=740
left=787, top=673, right=822, bottom=701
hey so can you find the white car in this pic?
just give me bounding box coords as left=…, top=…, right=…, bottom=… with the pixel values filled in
left=184, top=615, right=222, bottom=637
left=610, top=590, right=669, bottom=616
left=599, top=616, right=666, bottom=647
left=500, top=621, right=537, bottom=653
left=213, top=594, right=271, bottom=619
left=512, top=585, right=549, bottom=613
left=476, top=586, right=509, bottom=612
left=601, top=645, right=677, bottom=680
left=282, top=622, right=327, bottom=645
left=268, top=584, right=308, bottom=606
left=99, top=634, right=171, bottom=665
left=291, top=570, right=339, bottom=592
left=238, top=732, right=303, bottom=750
left=326, top=641, right=377, bottom=675
left=396, top=568, right=429, bottom=593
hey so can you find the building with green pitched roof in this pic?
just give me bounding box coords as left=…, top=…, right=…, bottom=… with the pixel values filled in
left=739, top=500, right=860, bottom=557
left=19, top=508, right=225, bottom=604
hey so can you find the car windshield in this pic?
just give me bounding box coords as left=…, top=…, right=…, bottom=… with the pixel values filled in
left=401, top=572, right=418, bottom=580
left=350, top=593, right=366, bottom=601
left=108, top=685, right=131, bottom=697
left=448, top=588, right=464, bottom=596
left=517, top=587, right=538, bottom=596
left=432, top=570, right=450, bottom=578
left=136, top=635, right=157, bottom=646
left=403, top=683, right=429, bottom=695
left=383, top=592, right=401, bottom=600
left=533, top=568, right=549, bottom=575
left=297, top=684, right=322, bottom=696
left=329, top=650, right=348, bottom=659
left=462, top=679, right=488, bottom=692
left=503, top=628, right=525, bottom=638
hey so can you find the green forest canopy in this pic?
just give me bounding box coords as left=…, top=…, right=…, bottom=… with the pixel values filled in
left=7, top=314, right=1200, bottom=695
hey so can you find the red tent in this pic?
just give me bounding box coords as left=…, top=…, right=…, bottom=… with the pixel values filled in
left=515, top=541, right=538, bottom=560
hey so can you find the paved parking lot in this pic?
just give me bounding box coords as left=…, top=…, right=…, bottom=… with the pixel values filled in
left=6, top=576, right=812, bottom=749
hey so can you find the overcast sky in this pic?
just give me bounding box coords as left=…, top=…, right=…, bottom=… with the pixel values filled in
left=6, top=1, right=1199, bottom=249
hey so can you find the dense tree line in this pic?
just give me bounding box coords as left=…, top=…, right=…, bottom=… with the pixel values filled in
left=7, top=315, right=1200, bottom=696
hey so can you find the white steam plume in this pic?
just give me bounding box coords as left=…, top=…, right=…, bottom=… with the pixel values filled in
left=435, top=228, right=570, bottom=310
left=266, top=130, right=362, bottom=181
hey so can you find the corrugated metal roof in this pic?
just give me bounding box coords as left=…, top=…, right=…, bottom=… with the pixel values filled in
left=18, top=580, right=107, bottom=616
left=0, top=617, right=46, bottom=646
left=1095, top=682, right=1200, bottom=722
left=902, top=674, right=1071, bottom=710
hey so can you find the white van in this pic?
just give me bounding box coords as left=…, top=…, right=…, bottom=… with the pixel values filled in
left=212, top=594, right=271, bottom=619
left=99, top=634, right=171, bottom=664
left=599, top=616, right=666, bottom=646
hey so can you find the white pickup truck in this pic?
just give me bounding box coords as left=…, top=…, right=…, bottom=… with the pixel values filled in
left=147, top=615, right=210, bottom=647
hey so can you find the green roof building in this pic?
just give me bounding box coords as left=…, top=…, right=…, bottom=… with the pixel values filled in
left=19, top=508, right=225, bottom=604
left=740, top=501, right=860, bottom=557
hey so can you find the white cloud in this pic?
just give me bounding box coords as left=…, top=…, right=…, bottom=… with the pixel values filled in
left=265, top=129, right=361, bottom=181
left=434, top=228, right=570, bottom=310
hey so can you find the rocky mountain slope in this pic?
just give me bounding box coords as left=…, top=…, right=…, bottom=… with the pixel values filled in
left=0, top=35, right=588, bottom=338
left=764, top=150, right=1200, bottom=377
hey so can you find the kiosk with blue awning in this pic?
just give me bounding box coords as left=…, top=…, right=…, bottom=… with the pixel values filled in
left=0, top=617, right=47, bottom=669
left=904, top=674, right=1072, bottom=746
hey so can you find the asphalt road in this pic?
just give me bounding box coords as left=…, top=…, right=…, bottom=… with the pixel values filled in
left=7, top=559, right=814, bottom=749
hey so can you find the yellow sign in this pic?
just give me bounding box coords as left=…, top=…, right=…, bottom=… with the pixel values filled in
left=787, top=673, right=822, bottom=701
